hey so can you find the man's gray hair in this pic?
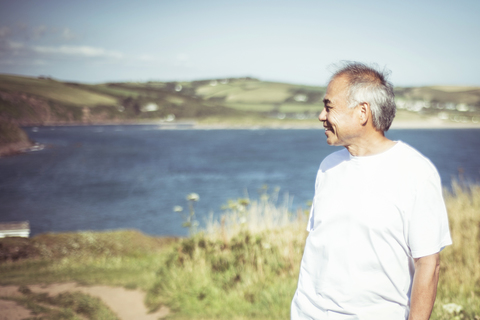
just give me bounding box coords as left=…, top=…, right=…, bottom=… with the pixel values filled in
left=331, top=62, right=396, bottom=132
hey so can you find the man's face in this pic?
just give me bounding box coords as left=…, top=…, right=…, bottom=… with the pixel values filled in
left=319, top=75, right=360, bottom=146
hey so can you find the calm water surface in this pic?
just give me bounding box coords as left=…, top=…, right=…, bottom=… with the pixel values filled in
left=0, top=126, right=479, bottom=236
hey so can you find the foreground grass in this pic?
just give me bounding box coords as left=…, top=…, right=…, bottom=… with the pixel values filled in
left=432, top=183, right=480, bottom=320
left=0, top=184, right=479, bottom=319
left=0, top=230, right=177, bottom=289
left=145, top=192, right=307, bottom=319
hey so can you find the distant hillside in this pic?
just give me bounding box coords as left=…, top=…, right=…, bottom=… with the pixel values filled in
left=0, top=74, right=245, bottom=125
left=394, top=86, right=480, bottom=123
left=0, top=74, right=479, bottom=127
left=396, top=86, right=480, bottom=105
left=193, top=78, right=325, bottom=118
left=0, top=75, right=329, bottom=125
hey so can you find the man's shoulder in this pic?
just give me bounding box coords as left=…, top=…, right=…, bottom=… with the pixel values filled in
left=320, top=148, right=349, bottom=171
left=394, top=141, right=439, bottom=176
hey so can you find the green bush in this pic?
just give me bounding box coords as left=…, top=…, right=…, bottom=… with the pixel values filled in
left=0, top=120, right=29, bottom=145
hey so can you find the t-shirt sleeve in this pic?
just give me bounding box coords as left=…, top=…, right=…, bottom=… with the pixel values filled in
left=407, top=172, right=452, bottom=258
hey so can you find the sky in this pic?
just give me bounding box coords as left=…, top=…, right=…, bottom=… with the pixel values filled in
left=0, top=0, right=479, bottom=86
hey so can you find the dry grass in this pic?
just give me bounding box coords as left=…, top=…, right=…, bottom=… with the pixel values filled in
left=432, top=182, right=480, bottom=319
left=145, top=190, right=307, bottom=319
left=204, top=191, right=304, bottom=238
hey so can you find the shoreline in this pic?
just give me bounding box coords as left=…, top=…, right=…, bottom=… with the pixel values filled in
left=16, top=119, right=480, bottom=130
left=192, top=121, right=480, bottom=130
left=2, top=119, right=478, bottom=158
left=0, top=140, right=36, bottom=158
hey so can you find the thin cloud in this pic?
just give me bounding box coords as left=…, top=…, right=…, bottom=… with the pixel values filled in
left=174, top=53, right=193, bottom=67
left=31, top=25, right=48, bottom=39
left=176, top=53, right=189, bottom=62
left=0, top=26, right=11, bottom=39
left=61, top=28, right=77, bottom=40
left=5, top=41, right=25, bottom=50
left=32, top=59, right=47, bottom=66
left=0, top=40, right=26, bottom=57
left=0, top=24, right=79, bottom=41
left=32, top=45, right=123, bottom=59
left=138, top=54, right=157, bottom=61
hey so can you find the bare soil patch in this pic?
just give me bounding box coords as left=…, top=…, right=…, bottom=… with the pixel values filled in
left=0, top=283, right=169, bottom=320
left=0, top=299, right=32, bottom=320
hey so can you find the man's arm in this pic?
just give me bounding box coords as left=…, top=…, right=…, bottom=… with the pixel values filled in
left=408, top=253, right=440, bottom=320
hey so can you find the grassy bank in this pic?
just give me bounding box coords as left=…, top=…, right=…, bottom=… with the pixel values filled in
left=0, top=184, right=479, bottom=319
left=0, top=120, right=33, bottom=156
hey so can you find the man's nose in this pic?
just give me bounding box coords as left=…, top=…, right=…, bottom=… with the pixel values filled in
left=318, top=108, right=326, bottom=122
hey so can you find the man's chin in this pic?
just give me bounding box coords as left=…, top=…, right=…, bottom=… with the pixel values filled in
left=326, top=138, right=337, bottom=146
left=325, top=133, right=337, bottom=146
left=326, top=141, right=336, bottom=146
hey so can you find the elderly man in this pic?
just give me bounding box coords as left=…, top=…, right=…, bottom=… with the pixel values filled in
left=291, top=62, right=452, bottom=320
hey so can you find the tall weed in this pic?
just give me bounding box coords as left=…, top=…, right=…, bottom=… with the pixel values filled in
left=147, top=191, right=307, bottom=319
left=432, top=182, right=480, bottom=320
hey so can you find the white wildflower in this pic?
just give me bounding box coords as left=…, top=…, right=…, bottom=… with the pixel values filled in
left=186, top=193, right=200, bottom=202
left=173, top=206, right=183, bottom=212
left=443, top=303, right=463, bottom=314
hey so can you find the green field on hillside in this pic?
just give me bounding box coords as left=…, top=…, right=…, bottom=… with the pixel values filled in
left=1, top=74, right=479, bottom=127
left=398, top=86, right=480, bottom=105
left=0, top=75, right=118, bottom=106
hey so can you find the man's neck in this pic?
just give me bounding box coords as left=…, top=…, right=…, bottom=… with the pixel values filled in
left=345, top=133, right=396, bottom=157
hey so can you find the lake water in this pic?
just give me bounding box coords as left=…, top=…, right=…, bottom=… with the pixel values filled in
left=1, top=126, right=479, bottom=237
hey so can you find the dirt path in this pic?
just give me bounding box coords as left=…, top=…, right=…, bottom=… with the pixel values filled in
left=0, top=283, right=169, bottom=320
left=0, top=298, right=32, bottom=320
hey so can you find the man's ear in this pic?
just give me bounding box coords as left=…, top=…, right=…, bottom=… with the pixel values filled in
left=358, top=102, right=370, bottom=126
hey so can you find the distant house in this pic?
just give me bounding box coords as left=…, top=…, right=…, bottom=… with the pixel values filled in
left=0, top=221, right=30, bottom=238
left=293, top=94, right=308, bottom=102
left=141, top=103, right=159, bottom=112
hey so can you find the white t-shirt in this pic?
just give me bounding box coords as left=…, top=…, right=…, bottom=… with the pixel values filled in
left=291, top=141, right=452, bottom=320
